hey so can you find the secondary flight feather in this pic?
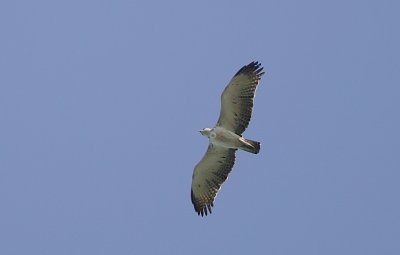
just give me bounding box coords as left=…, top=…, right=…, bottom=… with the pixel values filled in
left=191, top=61, right=265, bottom=216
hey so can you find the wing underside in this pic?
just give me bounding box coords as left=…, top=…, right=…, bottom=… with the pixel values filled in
left=191, top=145, right=236, bottom=216
left=217, top=61, right=264, bottom=135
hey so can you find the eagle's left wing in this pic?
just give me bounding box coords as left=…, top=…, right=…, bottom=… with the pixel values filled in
left=191, top=145, right=236, bottom=216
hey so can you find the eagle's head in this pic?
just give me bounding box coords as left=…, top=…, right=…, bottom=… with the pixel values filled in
left=199, top=128, right=212, bottom=137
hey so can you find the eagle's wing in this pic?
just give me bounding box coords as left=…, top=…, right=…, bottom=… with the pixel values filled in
left=191, top=145, right=236, bottom=216
left=216, top=61, right=264, bottom=135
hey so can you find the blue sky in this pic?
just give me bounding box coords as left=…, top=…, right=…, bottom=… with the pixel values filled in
left=1, top=0, right=399, bottom=254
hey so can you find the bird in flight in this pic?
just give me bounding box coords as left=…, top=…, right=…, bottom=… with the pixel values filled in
left=191, top=61, right=265, bottom=216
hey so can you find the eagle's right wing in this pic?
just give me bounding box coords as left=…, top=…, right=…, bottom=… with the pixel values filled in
left=191, top=145, right=236, bottom=216
left=216, top=62, right=264, bottom=135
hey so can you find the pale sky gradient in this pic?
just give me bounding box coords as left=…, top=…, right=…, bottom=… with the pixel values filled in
left=1, top=1, right=399, bottom=254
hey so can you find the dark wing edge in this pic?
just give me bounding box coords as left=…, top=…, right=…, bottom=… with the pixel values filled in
left=191, top=146, right=236, bottom=216
left=191, top=189, right=213, bottom=216
left=234, top=61, right=265, bottom=78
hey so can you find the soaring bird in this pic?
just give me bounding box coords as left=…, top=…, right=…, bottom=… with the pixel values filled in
left=191, top=61, right=264, bottom=216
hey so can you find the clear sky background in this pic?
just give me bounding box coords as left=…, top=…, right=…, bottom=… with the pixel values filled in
left=1, top=0, right=399, bottom=254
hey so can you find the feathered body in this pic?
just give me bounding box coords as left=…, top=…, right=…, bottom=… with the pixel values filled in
left=191, top=61, right=265, bottom=216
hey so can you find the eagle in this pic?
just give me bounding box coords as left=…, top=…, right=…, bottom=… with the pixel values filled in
left=191, top=61, right=264, bottom=216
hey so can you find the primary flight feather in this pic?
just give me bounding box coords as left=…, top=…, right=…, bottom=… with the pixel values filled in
left=191, top=61, right=264, bottom=216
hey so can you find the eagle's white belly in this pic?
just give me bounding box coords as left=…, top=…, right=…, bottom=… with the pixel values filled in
left=209, top=127, right=241, bottom=149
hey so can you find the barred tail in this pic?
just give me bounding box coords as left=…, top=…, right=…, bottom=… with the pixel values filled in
left=240, top=138, right=261, bottom=154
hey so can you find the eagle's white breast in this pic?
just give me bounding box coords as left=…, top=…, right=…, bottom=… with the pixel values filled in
left=209, top=127, right=241, bottom=149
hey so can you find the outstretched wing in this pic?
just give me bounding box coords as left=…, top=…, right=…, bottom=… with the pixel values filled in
left=191, top=145, right=236, bottom=216
left=217, top=61, right=264, bottom=135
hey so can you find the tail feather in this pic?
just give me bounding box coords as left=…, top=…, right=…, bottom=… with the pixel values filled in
left=240, top=138, right=261, bottom=154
